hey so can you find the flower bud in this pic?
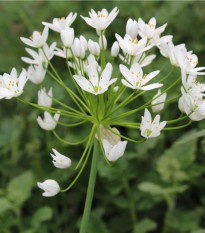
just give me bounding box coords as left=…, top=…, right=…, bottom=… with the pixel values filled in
left=37, top=179, right=60, bottom=197
left=96, top=29, right=101, bottom=36
left=73, top=38, right=85, bottom=59
left=113, top=86, right=119, bottom=92
left=88, top=39, right=100, bottom=56
left=61, top=27, right=74, bottom=48
left=151, top=90, right=167, bottom=113
left=126, top=18, right=138, bottom=39
left=50, top=148, right=71, bottom=169
left=80, top=35, right=88, bottom=50
left=111, top=41, right=119, bottom=57
left=99, top=35, right=107, bottom=50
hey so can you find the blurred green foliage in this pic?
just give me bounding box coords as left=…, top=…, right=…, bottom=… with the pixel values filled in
left=0, top=1, right=205, bottom=233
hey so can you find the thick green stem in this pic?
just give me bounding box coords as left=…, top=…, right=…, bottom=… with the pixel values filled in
left=79, top=139, right=99, bottom=233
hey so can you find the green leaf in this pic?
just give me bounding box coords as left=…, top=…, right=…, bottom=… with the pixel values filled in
left=0, top=198, right=12, bottom=215
left=138, top=182, right=164, bottom=195
left=7, top=170, right=33, bottom=206
left=134, top=218, right=157, bottom=233
left=31, top=206, right=53, bottom=228
left=176, top=129, right=205, bottom=144
left=88, top=214, right=110, bottom=233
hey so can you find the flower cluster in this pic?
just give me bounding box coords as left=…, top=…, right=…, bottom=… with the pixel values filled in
left=1, top=7, right=205, bottom=199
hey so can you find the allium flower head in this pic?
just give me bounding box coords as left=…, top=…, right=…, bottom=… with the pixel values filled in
left=50, top=148, right=71, bottom=169
left=37, top=111, right=60, bottom=130
left=42, top=12, right=77, bottom=32
left=20, top=26, right=49, bottom=48
left=0, top=68, right=27, bottom=99
left=140, top=108, right=167, bottom=138
left=37, top=179, right=60, bottom=197
left=81, top=7, right=119, bottom=31
left=73, top=63, right=117, bottom=95
left=120, top=63, right=162, bottom=90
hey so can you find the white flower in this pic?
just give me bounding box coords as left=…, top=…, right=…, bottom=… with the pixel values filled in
left=22, top=42, right=56, bottom=65
left=54, top=46, right=72, bottom=59
left=38, top=88, right=52, bottom=107
left=88, top=39, right=100, bottom=56
left=99, top=35, right=107, bottom=50
left=42, top=12, right=77, bottom=32
left=50, top=148, right=71, bottom=169
left=138, top=17, right=167, bottom=39
left=37, top=179, right=60, bottom=197
left=20, top=26, right=49, bottom=48
left=179, top=87, right=205, bottom=121
left=181, top=69, right=205, bottom=98
left=37, top=111, right=60, bottom=130
left=113, top=86, right=119, bottom=92
left=120, top=63, right=162, bottom=90
left=27, top=64, right=46, bottom=84
left=81, top=7, right=119, bottom=31
left=111, top=41, right=119, bottom=57
left=72, top=38, right=85, bottom=59
left=126, top=18, right=138, bottom=39
left=73, top=63, right=116, bottom=95
left=115, top=34, right=152, bottom=56
left=103, top=139, right=127, bottom=162
left=159, top=42, right=205, bottom=76
left=133, top=54, right=156, bottom=67
left=0, top=68, right=27, bottom=99
left=80, top=35, right=88, bottom=50
left=140, top=108, right=167, bottom=138
left=61, top=27, right=74, bottom=48
left=151, top=90, right=167, bottom=113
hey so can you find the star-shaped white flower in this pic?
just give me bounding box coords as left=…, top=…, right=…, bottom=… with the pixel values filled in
left=20, top=26, right=49, bottom=48
left=22, top=42, right=56, bottom=65
left=50, top=148, right=71, bottom=169
left=73, top=63, right=117, bottom=95
left=179, top=87, right=205, bottom=121
left=115, top=34, right=152, bottom=56
left=140, top=108, right=167, bottom=138
left=37, top=111, right=60, bottom=130
left=81, top=7, right=119, bottom=31
left=42, top=12, right=77, bottom=32
left=120, top=63, right=162, bottom=90
left=37, top=179, right=60, bottom=197
left=0, top=68, right=28, bottom=99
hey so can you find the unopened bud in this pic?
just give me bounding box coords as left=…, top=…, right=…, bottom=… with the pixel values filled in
left=61, top=27, right=74, bottom=48
left=99, top=35, right=107, bottom=50
left=126, top=18, right=138, bottom=39
left=88, top=39, right=100, bottom=56
left=111, top=41, right=119, bottom=57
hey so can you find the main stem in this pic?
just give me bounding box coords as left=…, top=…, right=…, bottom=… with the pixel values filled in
left=79, top=139, right=99, bottom=233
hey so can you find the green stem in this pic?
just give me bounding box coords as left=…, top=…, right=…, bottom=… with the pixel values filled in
left=79, top=139, right=99, bottom=233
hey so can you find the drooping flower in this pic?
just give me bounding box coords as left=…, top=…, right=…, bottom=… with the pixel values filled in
left=38, top=88, right=52, bottom=107
left=115, top=34, right=152, bottom=56
left=140, top=108, right=167, bottom=138
left=81, top=7, right=119, bottom=31
left=37, top=179, right=60, bottom=197
left=120, top=63, right=162, bottom=90
left=73, top=63, right=117, bottom=95
left=103, top=139, right=128, bottom=162
left=42, top=12, right=77, bottom=33
left=181, top=69, right=205, bottom=98
left=27, top=64, right=46, bottom=84
left=20, top=26, right=49, bottom=48
left=126, top=18, right=138, bottom=39
left=60, top=27, right=74, bottom=48
left=22, top=42, right=56, bottom=65
left=37, top=111, right=60, bottom=130
left=0, top=68, right=28, bottom=99
left=50, top=148, right=71, bottom=169
left=178, top=87, right=205, bottom=121
left=151, top=90, right=167, bottom=113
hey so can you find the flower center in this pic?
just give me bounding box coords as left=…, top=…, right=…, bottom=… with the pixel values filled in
left=129, top=39, right=138, bottom=44
left=148, top=23, right=155, bottom=28
left=97, top=13, right=109, bottom=18
left=146, top=128, right=152, bottom=136
left=93, top=85, right=102, bottom=92
left=29, top=32, right=42, bottom=39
